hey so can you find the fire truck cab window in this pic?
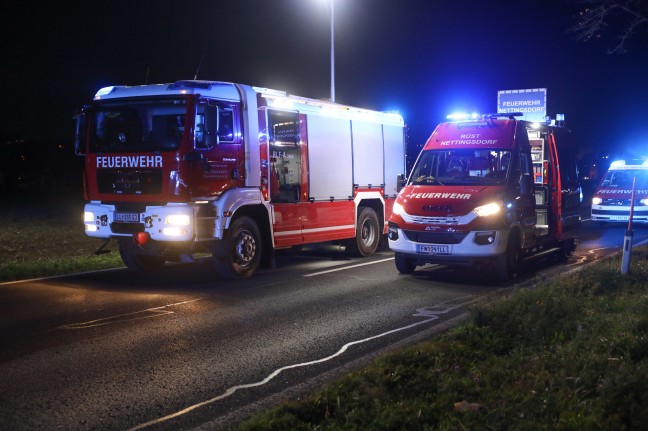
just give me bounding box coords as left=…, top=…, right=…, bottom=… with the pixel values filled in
left=268, top=110, right=302, bottom=203
left=195, top=104, right=235, bottom=149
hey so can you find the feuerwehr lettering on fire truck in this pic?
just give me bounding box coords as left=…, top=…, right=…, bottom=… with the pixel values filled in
left=440, top=133, right=498, bottom=146
left=599, top=189, right=648, bottom=195
left=410, top=192, right=472, bottom=199
left=96, top=155, right=163, bottom=168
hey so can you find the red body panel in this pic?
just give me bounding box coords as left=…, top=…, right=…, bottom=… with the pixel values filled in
left=423, top=120, right=517, bottom=151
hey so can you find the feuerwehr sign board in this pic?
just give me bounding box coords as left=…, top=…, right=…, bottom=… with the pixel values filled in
left=497, top=88, right=547, bottom=122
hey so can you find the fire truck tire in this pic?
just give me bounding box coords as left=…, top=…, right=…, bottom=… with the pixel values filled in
left=496, top=232, right=521, bottom=281
left=346, top=207, right=380, bottom=257
left=213, top=216, right=262, bottom=279
left=395, top=252, right=417, bottom=274
left=555, top=238, right=576, bottom=262
left=119, top=245, right=165, bottom=273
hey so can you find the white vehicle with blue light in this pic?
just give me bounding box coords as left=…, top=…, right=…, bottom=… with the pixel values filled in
left=591, top=159, right=648, bottom=224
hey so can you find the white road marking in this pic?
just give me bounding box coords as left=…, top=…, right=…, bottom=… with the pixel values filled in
left=58, top=298, right=205, bottom=329
left=126, top=296, right=471, bottom=431
left=303, top=257, right=394, bottom=277
left=0, top=267, right=123, bottom=287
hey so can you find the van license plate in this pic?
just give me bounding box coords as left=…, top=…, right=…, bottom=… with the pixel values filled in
left=114, top=212, right=139, bottom=223
left=417, top=244, right=449, bottom=255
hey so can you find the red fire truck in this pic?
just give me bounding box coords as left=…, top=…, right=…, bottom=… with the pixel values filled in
left=75, top=80, right=405, bottom=278
left=388, top=113, right=580, bottom=281
left=591, top=159, right=648, bottom=224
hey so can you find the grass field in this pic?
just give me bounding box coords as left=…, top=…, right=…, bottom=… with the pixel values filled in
left=0, top=194, right=122, bottom=282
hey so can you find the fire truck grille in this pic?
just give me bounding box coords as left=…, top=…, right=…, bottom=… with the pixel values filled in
left=97, top=170, right=163, bottom=194
left=402, top=230, right=468, bottom=244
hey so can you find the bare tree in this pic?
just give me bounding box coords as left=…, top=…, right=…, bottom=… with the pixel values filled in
left=570, top=0, right=648, bottom=53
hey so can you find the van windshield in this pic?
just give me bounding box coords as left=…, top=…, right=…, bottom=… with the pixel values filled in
left=409, top=149, right=512, bottom=186
left=89, top=98, right=188, bottom=153
left=600, top=169, right=648, bottom=189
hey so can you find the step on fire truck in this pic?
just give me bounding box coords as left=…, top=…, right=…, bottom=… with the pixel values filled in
left=74, top=80, right=405, bottom=278
left=591, top=159, right=648, bottom=224
left=387, top=113, right=581, bottom=281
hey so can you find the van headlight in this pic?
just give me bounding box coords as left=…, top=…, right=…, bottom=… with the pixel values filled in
left=392, top=201, right=404, bottom=216
left=592, top=197, right=602, bottom=205
left=473, top=201, right=502, bottom=217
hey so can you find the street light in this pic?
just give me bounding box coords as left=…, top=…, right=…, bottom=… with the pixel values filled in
left=316, top=0, right=335, bottom=102
left=328, top=0, right=335, bottom=102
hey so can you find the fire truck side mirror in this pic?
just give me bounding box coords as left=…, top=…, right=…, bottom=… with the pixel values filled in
left=73, top=109, right=86, bottom=156
left=519, top=173, right=533, bottom=196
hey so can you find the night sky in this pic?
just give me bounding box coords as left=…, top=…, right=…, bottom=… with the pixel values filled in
left=2, top=0, right=647, bottom=162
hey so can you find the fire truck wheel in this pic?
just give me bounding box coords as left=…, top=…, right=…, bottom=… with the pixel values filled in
left=346, top=207, right=380, bottom=257
left=213, top=216, right=262, bottom=279
left=555, top=238, right=576, bottom=262
left=119, top=245, right=165, bottom=273
left=395, top=252, right=417, bottom=274
left=496, top=232, right=521, bottom=281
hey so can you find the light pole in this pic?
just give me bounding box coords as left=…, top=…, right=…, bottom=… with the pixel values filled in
left=329, top=0, right=335, bottom=102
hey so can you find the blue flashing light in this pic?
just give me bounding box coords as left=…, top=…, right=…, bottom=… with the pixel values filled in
left=447, top=112, right=480, bottom=121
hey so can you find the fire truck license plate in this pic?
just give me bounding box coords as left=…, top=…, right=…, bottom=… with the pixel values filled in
left=114, top=212, right=139, bottom=223
left=417, top=244, right=449, bottom=255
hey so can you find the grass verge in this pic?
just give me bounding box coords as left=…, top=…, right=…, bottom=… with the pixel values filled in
left=233, top=250, right=648, bottom=431
left=0, top=196, right=122, bottom=282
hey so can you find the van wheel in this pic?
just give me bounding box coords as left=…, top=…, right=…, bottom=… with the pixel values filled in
left=496, top=232, right=521, bottom=281
left=119, top=244, right=165, bottom=273
left=395, top=252, right=417, bottom=274
left=346, top=207, right=380, bottom=257
left=213, top=216, right=262, bottom=279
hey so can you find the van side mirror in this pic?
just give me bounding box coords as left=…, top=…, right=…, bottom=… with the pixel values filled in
left=519, top=173, right=533, bottom=196
left=397, top=173, right=407, bottom=192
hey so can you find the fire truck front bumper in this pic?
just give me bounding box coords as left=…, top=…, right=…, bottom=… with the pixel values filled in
left=83, top=202, right=196, bottom=242
left=387, top=224, right=509, bottom=267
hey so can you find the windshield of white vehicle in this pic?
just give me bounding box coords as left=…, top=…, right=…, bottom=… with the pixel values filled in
left=89, top=98, right=187, bottom=153
left=409, top=149, right=512, bottom=186
left=600, top=169, right=648, bottom=188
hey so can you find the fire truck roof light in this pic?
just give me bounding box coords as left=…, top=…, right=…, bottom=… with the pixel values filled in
left=610, top=160, right=626, bottom=168
left=94, top=86, right=117, bottom=98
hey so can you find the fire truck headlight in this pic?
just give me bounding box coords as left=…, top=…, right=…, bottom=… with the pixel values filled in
left=473, top=201, right=502, bottom=217
left=84, top=211, right=95, bottom=222
left=165, top=214, right=191, bottom=226
left=592, top=197, right=602, bottom=205
left=640, top=198, right=648, bottom=206
left=392, top=202, right=404, bottom=216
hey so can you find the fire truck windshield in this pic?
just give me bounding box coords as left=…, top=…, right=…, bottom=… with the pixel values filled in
left=89, top=98, right=187, bottom=153
left=409, top=149, right=511, bottom=186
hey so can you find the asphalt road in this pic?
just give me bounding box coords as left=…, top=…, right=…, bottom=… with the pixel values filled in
left=1, top=216, right=646, bottom=431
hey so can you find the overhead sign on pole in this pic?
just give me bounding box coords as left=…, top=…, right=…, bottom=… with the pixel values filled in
left=497, top=88, right=547, bottom=123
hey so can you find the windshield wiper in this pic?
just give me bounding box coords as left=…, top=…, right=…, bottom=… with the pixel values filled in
left=413, top=175, right=444, bottom=186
